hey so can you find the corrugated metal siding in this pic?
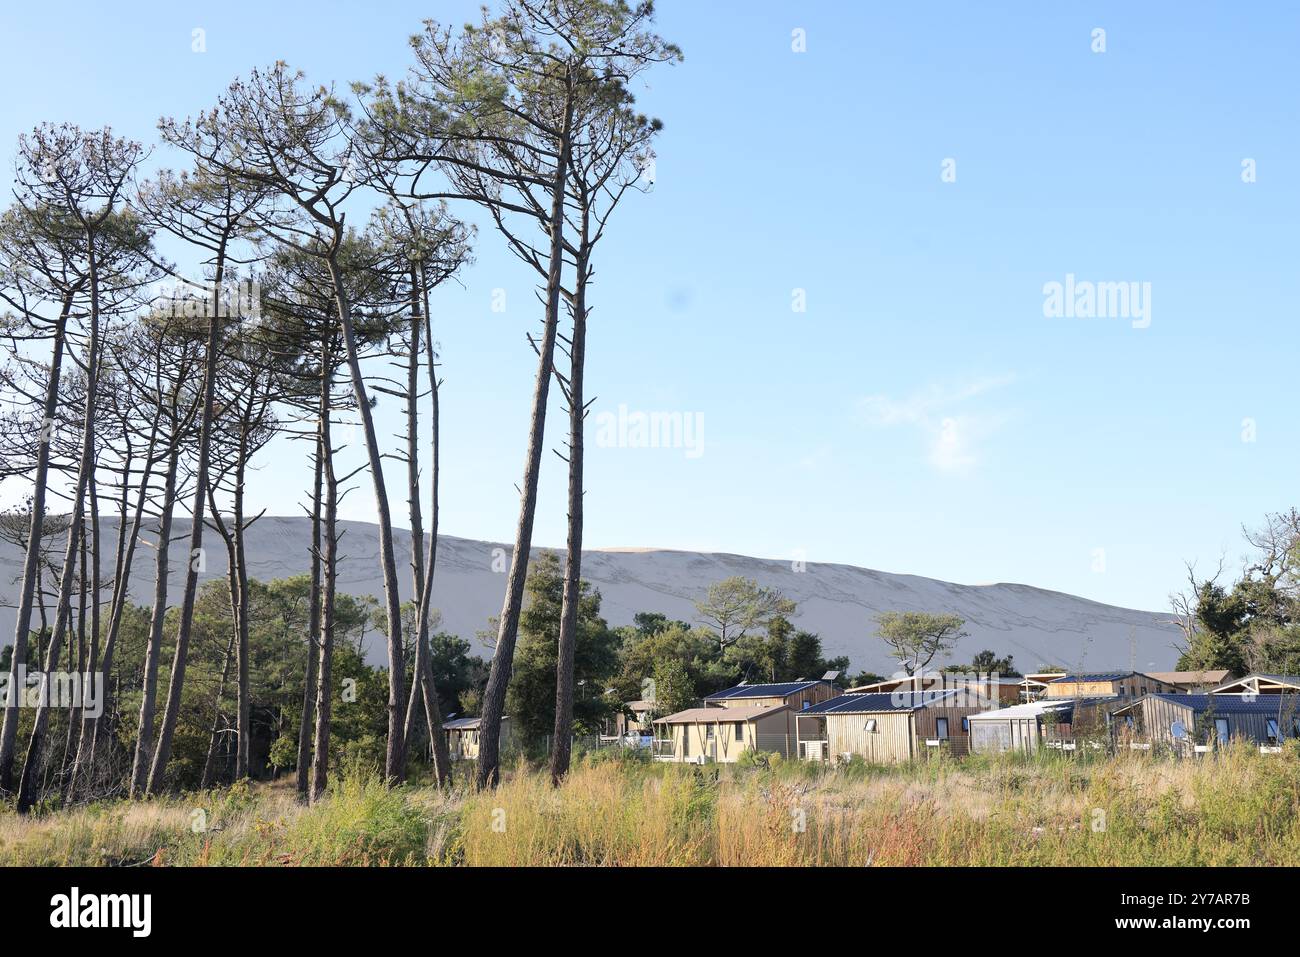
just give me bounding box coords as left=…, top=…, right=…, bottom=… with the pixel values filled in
left=827, top=711, right=915, bottom=762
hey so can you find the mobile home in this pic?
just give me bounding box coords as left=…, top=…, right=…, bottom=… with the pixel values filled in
left=797, top=689, right=987, bottom=763
left=652, top=705, right=793, bottom=762
left=444, top=716, right=514, bottom=760
left=1112, top=693, right=1300, bottom=749
left=1043, top=671, right=1174, bottom=699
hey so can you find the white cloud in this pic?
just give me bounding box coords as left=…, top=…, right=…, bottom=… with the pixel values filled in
left=857, top=376, right=1014, bottom=474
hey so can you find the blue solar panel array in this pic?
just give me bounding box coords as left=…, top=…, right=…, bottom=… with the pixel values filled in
left=801, top=690, right=960, bottom=715
left=1149, top=694, right=1298, bottom=714
left=705, top=681, right=822, bottom=700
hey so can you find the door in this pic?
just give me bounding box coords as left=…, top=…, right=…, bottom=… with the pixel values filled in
left=1214, top=718, right=1230, bottom=746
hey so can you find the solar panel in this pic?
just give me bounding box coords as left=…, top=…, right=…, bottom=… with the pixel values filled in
left=803, top=689, right=960, bottom=715
left=1150, top=693, right=1298, bottom=714
left=705, top=681, right=820, bottom=700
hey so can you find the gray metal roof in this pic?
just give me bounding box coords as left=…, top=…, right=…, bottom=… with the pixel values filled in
left=802, top=689, right=960, bottom=715
left=1144, top=693, right=1299, bottom=715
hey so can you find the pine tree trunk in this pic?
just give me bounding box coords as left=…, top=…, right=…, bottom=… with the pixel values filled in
left=16, top=254, right=103, bottom=813
left=130, top=440, right=181, bottom=797
left=70, top=413, right=161, bottom=803
left=326, top=258, right=406, bottom=784
left=296, top=426, right=324, bottom=799
left=551, top=248, right=589, bottom=784
left=232, top=407, right=252, bottom=780
left=310, top=376, right=337, bottom=804
left=0, top=301, right=71, bottom=793
left=146, top=256, right=226, bottom=795
left=476, top=87, right=575, bottom=789
left=199, top=630, right=236, bottom=789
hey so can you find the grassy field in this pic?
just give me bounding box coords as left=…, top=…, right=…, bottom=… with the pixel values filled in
left=2, top=744, right=1298, bottom=866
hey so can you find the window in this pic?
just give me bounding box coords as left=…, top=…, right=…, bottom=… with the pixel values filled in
left=734, top=722, right=744, bottom=739
left=864, top=719, right=877, bottom=733
left=936, top=717, right=949, bottom=739
left=1139, top=686, right=1147, bottom=696
left=1215, top=718, right=1230, bottom=745
left=1267, top=719, right=1280, bottom=743
left=961, top=717, right=969, bottom=732
left=706, top=724, right=715, bottom=739
left=802, top=700, right=811, bottom=710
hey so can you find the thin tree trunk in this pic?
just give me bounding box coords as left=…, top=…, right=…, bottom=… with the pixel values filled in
left=130, top=439, right=181, bottom=797
left=70, top=412, right=160, bottom=802
left=0, top=301, right=70, bottom=793
left=401, top=282, right=427, bottom=761
left=418, top=274, right=451, bottom=785
left=310, top=372, right=337, bottom=804
left=477, top=87, right=575, bottom=790
left=232, top=403, right=252, bottom=780
left=146, top=256, right=225, bottom=795
left=400, top=270, right=451, bottom=784
left=551, top=245, right=589, bottom=784
left=16, top=255, right=103, bottom=813
left=296, top=403, right=324, bottom=798
left=326, top=258, right=406, bottom=784
left=59, top=515, right=90, bottom=792
left=199, top=629, right=237, bottom=789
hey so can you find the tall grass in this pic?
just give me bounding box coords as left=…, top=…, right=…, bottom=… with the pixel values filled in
left=2, top=744, right=1298, bottom=866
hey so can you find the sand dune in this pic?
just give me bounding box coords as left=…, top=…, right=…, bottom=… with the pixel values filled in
left=0, top=515, right=1182, bottom=673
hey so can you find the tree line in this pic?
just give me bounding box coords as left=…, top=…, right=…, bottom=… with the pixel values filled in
left=0, top=0, right=679, bottom=811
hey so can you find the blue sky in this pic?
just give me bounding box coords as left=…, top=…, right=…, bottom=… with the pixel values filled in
left=1, top=1, right=1296, bottom=614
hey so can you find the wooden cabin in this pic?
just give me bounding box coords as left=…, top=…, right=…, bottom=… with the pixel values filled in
left=1210, top=673, right=1300, bottom=696
left=968, top=699, right=1072, bottom=753
left=796, top=690, right=987, bottom=763
left=1112, top=693, right=1300, bottom=749
left=965, top=697, right=1118, bottom=753
left=652, top=705, right=793, bottom=762
left=1043, top=671, right=1175, bottom=699
left=444, top=716, right=513, bottom=760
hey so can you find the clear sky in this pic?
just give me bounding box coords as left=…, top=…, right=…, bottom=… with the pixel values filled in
left=1, top=1, right=1296, bottom=615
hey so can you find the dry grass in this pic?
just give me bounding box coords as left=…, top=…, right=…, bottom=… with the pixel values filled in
left=3, top=744, right=1299, bottom=866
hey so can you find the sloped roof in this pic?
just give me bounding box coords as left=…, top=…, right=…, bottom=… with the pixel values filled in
left=1143, top=693, right=1298, bottom=715
left=1051, top=671, right=1146, bottom=683
left=1145, top=670, right=1231, bottom=685
left=654, top=704, right=790, bottom=724
left=966, top=699, right=1076, bottom=721
left=802, top=690, right=961, bottom=715
left=1211, top=673, right=1300, bottom=694
left=705, top=681, right=823, bottom=701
